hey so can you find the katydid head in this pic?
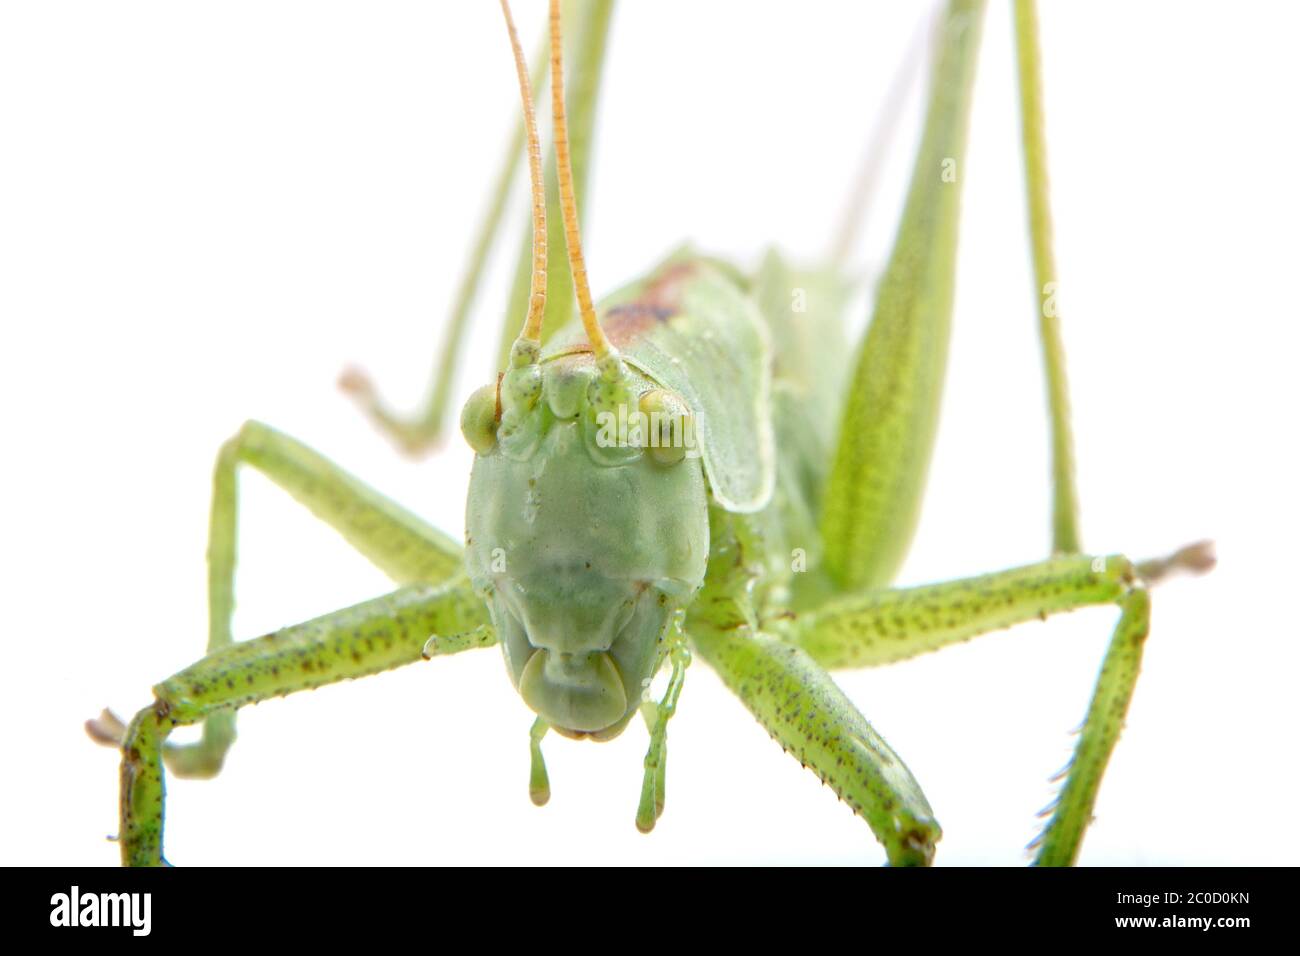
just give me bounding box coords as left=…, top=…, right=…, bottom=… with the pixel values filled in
left=461, top=355, right=707, bottom=739
left=463, top=0, right=707, bottom=739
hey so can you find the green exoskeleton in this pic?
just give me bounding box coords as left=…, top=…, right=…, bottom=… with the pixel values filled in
left=89, top=0, right=1213, bottom=866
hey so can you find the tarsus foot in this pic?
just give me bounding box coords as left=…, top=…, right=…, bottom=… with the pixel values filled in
left=338, top=365, right=445, bottom=458
left=1137, top=540, right=1216, bottom=585
left=85, top=708, right=127, bottom=747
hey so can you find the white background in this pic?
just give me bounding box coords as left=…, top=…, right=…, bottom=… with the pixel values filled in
left=2, top=1, right=1296, bottom=866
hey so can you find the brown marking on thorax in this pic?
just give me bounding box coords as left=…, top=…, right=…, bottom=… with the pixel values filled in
left=598, top=261, right=700, bottom=349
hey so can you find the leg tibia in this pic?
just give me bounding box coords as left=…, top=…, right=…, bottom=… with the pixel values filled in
left=120, top=705, right=168, bottom=867
left=119, top=580, right=491, bottom=866
left=692, top=627, right=940, bottom=866
left=1032, top=587, right=1150, bottom=865
left=787, top=546, right=1208, bottom=865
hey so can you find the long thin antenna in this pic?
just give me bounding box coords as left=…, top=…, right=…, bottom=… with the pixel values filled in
left=549, top=0, right=615, bottom=360
left=500, top=0, right=547, bottom=346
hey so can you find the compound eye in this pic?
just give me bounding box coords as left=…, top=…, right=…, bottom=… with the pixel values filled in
left=638, top=388, right=693, bottom=466
left=460, top=382, right=500, bottom=454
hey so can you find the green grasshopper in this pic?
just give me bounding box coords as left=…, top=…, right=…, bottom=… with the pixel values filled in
left=89, top=0, right=1212, bottom=866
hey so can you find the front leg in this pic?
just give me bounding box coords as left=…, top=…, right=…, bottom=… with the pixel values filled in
left=783, top=545, right=1212, bottom=865
left=1031, top=588, right=1149, bottom=866
left=690, top=625, right=940, bottom=866
left=118, top=579, right=490, bottom=866
left=91, top=419, right=463, bottom=779
left=689, top=508, right=939, bottom=866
